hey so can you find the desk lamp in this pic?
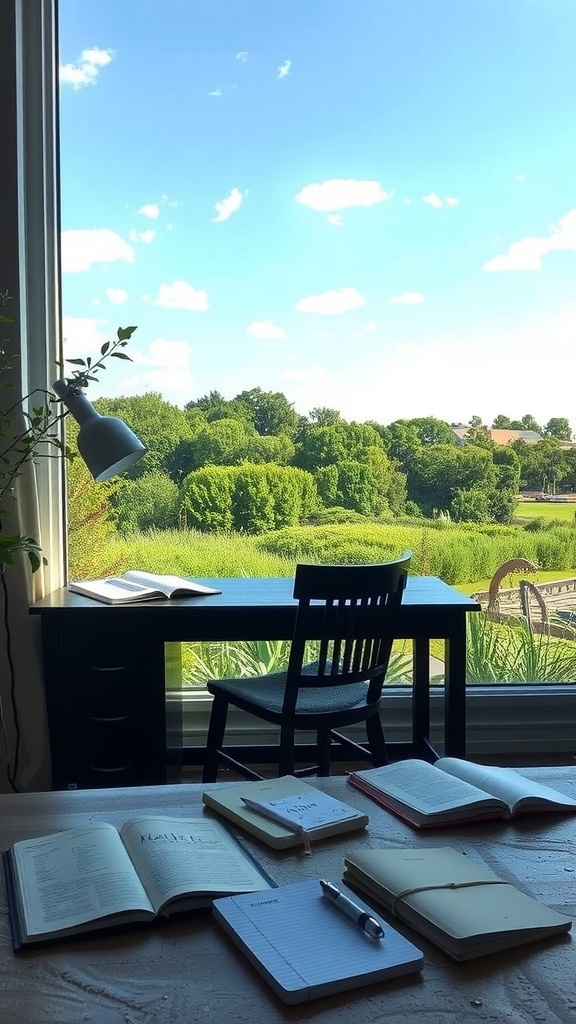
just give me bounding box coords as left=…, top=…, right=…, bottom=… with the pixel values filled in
left=52, top=379, right=146, bottom=480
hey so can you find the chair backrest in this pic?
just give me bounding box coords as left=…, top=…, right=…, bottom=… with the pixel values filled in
left=282, top=552, right=411, bottom=715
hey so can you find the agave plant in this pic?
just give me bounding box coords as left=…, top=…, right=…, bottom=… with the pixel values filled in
left=182, top=638, right=413, bottom=686
left=466, top=611, right=576, bottom=684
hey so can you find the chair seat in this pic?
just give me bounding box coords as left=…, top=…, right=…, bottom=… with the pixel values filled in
left=208, top=666, right=371, bottom=716
left=202, top=555, right=411, bottom=781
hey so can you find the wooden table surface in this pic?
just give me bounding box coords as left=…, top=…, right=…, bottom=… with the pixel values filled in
left=1, top=769, right=575, bottom=1024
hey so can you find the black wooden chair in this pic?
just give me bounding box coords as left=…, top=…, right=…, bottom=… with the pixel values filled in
left=202, top=552, right=411, bottom=782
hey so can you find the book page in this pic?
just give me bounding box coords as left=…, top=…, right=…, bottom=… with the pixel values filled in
left=358, top=760, right=504, bottom=815
left=123, top=571, right=220, bottom=596
left=68, top=578, right=162, bottom=603
left=437, top=758, right=576, bottom=813
left=12, top=824, right=154, bottom=939
left=120, top=816, right=271, bottom=914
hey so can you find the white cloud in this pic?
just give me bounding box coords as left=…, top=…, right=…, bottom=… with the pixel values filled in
left=296, top=178, right=393, bottom=212
left=61, top=229, right=135, bottom=272
left=404, top=198, right=413, bottom=205
left=59, top=47, right=114, bottom=90
left=483, top=208, right=576, bottom=271
left=246, top=320, right=286, bottom=340
left=388, top=292, right=424, bottom=304
left=236, top=51, right=249, bottom=62
left=422, top=193, right=443, bottom=208
left=445, top=196, right=461, bottom=206
left=365, top=320, right=379, bottom=331
left=212, top=187, right=248, bottom=222
left=277, top=59, right=292, bottom=79
left=516, top=173, right=526, bottom=181
left=61, top=316, right=108, bottom=360
left=139, top=203, right=160, bottom=220
left=154, top=280, right=209, bottom=311
left=106, top=338, right=196, bottom=398
left=105, top=288, right=128, bottom=304
left=209, top=87, right=223, bottom=97
left=129, top=229, right=156, bottom=244
left=295, top=287, right=365, bottom=315
left=327, top=214, right=343, bottom=227
left=277, top=310, right=576, bottom=427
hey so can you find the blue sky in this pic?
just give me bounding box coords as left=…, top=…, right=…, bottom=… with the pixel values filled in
left=58, top=0, right=576, bottom=431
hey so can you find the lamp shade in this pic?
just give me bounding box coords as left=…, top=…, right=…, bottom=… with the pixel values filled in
left=52, top=379, right=146, bottom=481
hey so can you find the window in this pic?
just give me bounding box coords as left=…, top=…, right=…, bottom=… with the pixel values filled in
left=54, top=1, right=576, bottom=755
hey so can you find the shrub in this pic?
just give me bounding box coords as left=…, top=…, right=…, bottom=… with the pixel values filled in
left=113, top=472, right=180, bottom=532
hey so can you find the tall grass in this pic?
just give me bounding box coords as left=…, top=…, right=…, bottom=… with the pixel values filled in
left=82, top=519, right=576, bottom=587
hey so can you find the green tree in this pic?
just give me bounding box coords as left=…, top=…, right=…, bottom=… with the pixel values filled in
left=308, top=407, right=343, bottom=426
left=235, top=387, right=300, bottom=436
left=191, top=417, right=255, bottom=469
left=295, top=421, right=384, bottom=472
left=406, top=416, right=455, bottom=446
left=521, top=413, right=542, bottom=434
left=544, top=417, right=573, bottom=441
left=95, top=392, right=194, bottom=480
left=185, top=390, right=250, bottom=424
left=242, top=432, right=295, bottom=465
left=112, top=472, right=180, bottom=532
left=450, top=487, right=491, bottom=523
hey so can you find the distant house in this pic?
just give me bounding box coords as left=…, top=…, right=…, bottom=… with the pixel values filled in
left=451, top=426, right=542, bottom=446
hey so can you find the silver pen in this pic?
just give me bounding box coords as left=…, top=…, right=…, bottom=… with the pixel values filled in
left=319, top=879, right=384, bottom=939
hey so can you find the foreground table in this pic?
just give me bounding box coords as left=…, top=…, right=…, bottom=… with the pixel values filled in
left=30, top=575, right=480, bottom=789
left=1, top=770, right=575, bottom=1024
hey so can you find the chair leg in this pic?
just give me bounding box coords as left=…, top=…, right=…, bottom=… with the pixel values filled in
left=365, top=713, right=389, bottom=766
left=316, top=728, right=332, bottom=776
left=202, top=693, right=229, bottom=782
left=278, top=725, right=296, bottom=776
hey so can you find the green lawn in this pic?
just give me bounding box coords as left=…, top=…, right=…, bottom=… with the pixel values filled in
left=515, top=500, right=576, bottom=523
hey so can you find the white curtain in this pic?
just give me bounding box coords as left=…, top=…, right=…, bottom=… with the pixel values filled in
left=0, top=0, right=61, bottom=792
left=0, top=458, right=51, bottom=793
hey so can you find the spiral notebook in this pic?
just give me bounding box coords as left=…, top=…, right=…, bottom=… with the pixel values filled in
left=213, top=877, right=423, bottom=1004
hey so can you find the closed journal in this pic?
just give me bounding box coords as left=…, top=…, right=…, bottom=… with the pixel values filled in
left=203, top=774, right=368, bottom=849
left=343, top=846, right=572, bottom=961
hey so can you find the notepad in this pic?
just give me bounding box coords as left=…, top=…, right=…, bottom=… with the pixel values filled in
left=203, top=775, right=368, bottom=849
left=213, top=877, right=423, bottom=1004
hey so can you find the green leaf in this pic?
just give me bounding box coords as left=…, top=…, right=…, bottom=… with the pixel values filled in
left=117, top=326, right=138, bottom=341
left=111, top=352, right=132, bottom=361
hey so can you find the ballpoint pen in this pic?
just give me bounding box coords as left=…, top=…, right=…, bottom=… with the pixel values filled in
left=319, top=879, right=384, bottom=939
left=240, top=796, right=312, bottom=853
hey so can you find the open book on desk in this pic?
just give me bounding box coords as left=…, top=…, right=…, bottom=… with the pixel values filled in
left=343, top=846, right=572, bottom=961
left=68, top=570, right=221, bottom=605
left=3, top=816, right=273, bottom=950
left=347, top=757, right=576, bottom=828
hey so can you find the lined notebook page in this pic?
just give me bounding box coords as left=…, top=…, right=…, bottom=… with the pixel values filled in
left=213, top=878, right=423, bottom=1004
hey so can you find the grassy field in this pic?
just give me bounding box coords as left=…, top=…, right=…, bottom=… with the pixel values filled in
left=73, top=520, right=575, bottom=687
left=515, top=500, right=576, bottom=523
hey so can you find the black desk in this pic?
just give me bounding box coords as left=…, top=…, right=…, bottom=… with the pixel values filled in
left=30, top=576, right=480, bottom=789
